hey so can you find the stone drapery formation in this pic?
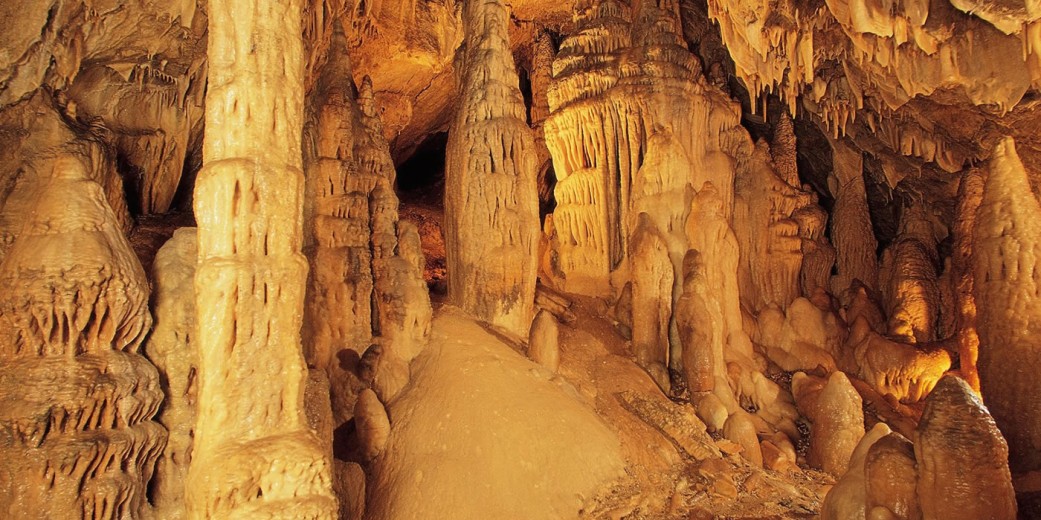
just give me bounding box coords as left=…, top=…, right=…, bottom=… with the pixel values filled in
left=0, top=157, right=165, bottom=518
left=444, top=0, right=539, bottom=337
left=186, top=0, right=336, bottom=516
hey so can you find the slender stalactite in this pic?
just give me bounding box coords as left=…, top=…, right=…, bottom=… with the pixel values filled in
left=186, top=0, right=336, bottom=516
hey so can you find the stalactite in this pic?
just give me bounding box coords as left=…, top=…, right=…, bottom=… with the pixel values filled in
left=0, top=156, right=165, bottom=518
left=186, top=0, right=336, bottom=515
left=444, top=0, right=539, bottom=336
left=972, top=136, right=1041, bottom=473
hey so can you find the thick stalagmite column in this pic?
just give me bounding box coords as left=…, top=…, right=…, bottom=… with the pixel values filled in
left=973, top=137, right=1041, bottom=473
left=829, top=139, right=878, bottom=294
left=186, top=0, right=336, bottom=516
left=444, top=0, right=540, bottom=336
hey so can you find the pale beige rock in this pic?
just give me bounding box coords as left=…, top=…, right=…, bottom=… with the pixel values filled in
left=864, top=433, right=919, bottom=520
left=0, top=158, right=165, bottom=518
left=820, top=423, right=893, bottom=520
left=807, top=372, right=865, bottom=476
left=145, top=228, right=199, bottom=520
left=186, top=0, right=336, bottom=515
left=444, top=0, right=539, bottom=337
left=723, top=411, right=763, bottom=467
left=630, top=213, right=673, bottom=382
left=528, top=309, right=561, bottom=372
left=915, top=375, right=1016, bottom=520
left=355, top=389, right=391, bottom=462
left=972, top=137, right=1041, bottom=472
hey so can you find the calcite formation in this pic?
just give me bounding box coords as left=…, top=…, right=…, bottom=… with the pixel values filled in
left=6, top=0, right=1041, bottom=516
left=145, top=228, right=198, bottom=520
left=915, top=376, right=1017, bottom=519
left=973, top=137, right=1041, bottom=473
left=186, top=0, right=336, bottom=516
left=303, top=22, right=431, bottom=425
left=444, top=0, right=539, bottom=337
left=0, top=158, right=165, bottom=518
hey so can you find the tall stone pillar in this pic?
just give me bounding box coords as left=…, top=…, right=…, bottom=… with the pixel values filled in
left=186, top=0, right=337, bottom=516
left=444, top=0, right=540, bottom=336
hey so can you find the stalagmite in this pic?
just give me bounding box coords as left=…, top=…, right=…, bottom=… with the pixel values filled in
left=915, top=375, right=1016, bottom=519
left=820, top=423, right=893, bottom=520
left=146, top=228, right=199, bottom=520
left=949, top=168, right=984, bottom=391
left=794, top=203, right=836, bottom=297
left=973, top=137, right=1041, bottom=472
left=186, top=0, right=336, bottom=515
left=675, top=250, right=716, bottom=393
left=354, top=389, right=391, bottom=463
left=734, top=140, right=810, bottom=312
left=444, top=0, right=539, bottom=336
left=795, top=371, right=865, bottom=476
left=864, top=433, right=919, bottom=520
left=830, top=140, right=878, bottom=294
left=528, top=309, right=561, bottom=372
left=0, top=157, right=165, bottom=517
left=630, top=213, right=673, bottom=385
left=723, top=411, right=763, bottom=467
left=879, top=203, right=940, bottom=343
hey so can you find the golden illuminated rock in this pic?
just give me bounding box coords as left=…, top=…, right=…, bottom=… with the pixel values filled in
left=0, top=157, right=165, bottom=518
left=973, top=137, right=1041, bottom=473
left=444, top=0, right=540, bottom=337
left=915, top=375, right=1016, bottom=519
left=186, top=0, right=336, bottom=516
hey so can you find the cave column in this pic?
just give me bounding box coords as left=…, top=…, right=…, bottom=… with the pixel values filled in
left=829, top=139, right=878, bottom=294
left=444, top=0, right=540, bottom=336
left=186, top=0, right=336, bottom=516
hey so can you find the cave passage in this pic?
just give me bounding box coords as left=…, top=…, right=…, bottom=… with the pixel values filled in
left=396, top=131, right=448, bottom=296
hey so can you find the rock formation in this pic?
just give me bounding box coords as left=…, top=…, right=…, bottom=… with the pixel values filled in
left=0, top=156, right=165, bottom=518
left=915, top=375, right=1017, bottom=519
left=186, top=0, right=336, bottom=516
left=145, top=228, right=198, bottom=519
left=444, top=0, right=539, bottom=337
left=5, top=0, right=1041, bottom=517
left=973, top=137, right=1041, bottom=473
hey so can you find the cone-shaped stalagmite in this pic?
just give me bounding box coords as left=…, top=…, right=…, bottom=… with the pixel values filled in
left=915, top=375, right=1016, bottom=519
left=973, top=136, right=1041, bottom=473
left=444, top=0, right=539, bottom=336
left=186, top=0, right=336, bottom=515
left=830, top=139, right=878, bottom=294
left=0, top=157, right=165, bottom=518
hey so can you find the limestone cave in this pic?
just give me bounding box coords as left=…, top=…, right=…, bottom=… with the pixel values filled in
left=1, top=0, right=1039, bottom=518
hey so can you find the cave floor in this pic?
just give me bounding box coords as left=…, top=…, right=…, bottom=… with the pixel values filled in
left=369, top=300, right=830, bottom=519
